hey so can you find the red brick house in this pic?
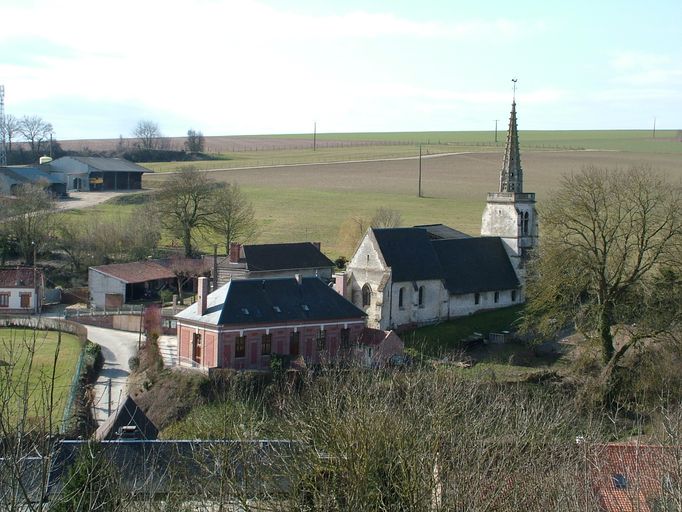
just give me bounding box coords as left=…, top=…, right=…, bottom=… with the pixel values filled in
left=175, top=276, right=369, bottom=370
left=0, top=267, right=44, bottom=314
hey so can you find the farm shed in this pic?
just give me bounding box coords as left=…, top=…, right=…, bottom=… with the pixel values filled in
left=89, top=261, right=176, bottom=308
left=0, top=166, right=66, bottom=197
left=46, top=156, right=150, bottom=191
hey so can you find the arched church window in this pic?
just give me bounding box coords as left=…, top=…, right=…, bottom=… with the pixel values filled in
left=418, top=286, right=425, bottom=307
left=362, top=284, right=372, bottom=307
left=398, top=287, right=405, bottom=308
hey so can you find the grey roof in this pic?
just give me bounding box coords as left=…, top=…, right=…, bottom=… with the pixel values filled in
left=0, top=455, right=48, bottom=504
left=371, top=228, right=443, bottom=282
left=244, top=242, right=334, bottom=271
left=414, top=224, right=471, bottom=240
left=369, top=228, right=520, bottom=294
left=176, top=276, right=366, bottom=326
left=432, top=237, right=520, bottom=294
left=55, top=156, right=150, bottom=173
left=49, top=440, right=300, bottom=497
left=1, top=166, right=63, bottom=184
left=94, top=395, right=159, bottom=441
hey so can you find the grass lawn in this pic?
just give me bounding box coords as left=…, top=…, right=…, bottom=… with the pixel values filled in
left=404, top=305, right=524, bottom=357
left=0, top=328, right=82, bottom=427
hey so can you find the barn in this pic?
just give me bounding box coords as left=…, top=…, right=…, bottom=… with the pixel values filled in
left=46, top=156, right=150, bottom=191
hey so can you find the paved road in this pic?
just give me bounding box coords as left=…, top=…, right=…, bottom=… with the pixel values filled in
left=84, top=325, right=141, bottom=425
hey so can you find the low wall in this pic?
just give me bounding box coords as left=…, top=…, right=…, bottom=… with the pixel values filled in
left=0, top=316, right=88, bottom=345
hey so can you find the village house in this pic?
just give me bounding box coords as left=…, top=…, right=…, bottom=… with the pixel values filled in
left=213, top=241, right=335, bottom=286
left=340, top=100, right=537, bottom=330
left=175, top=276, right=402, bottom=371
left=0, top=267, right=45, bottom=314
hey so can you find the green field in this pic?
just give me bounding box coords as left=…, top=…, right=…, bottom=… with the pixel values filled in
left=0, top=328, right=82, bottom=427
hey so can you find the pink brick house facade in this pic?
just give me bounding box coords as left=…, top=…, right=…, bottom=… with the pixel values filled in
left=175, top=276, right=367, bottom=371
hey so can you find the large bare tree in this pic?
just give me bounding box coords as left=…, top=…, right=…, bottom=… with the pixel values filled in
left=17, top=115, right=53, bottom=157
left=185, top=129, right=205, bottom=153
left=155, top=168, right=216, bottom=257
left=524, top=167, right=682, bottom=372
left=2, top=114, right=20, bottom=153
left=133, top=120, right=162, bottom=150
left=209, top=182, right=257, bottom=255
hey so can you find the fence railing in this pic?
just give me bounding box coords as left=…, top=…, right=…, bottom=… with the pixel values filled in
left=65, top=305, right=144, bottom=318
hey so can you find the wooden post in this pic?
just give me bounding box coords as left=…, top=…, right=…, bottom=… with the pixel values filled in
left=107, top=378, right=112, bottom=416
left=418, top=145, right=422, bottom=198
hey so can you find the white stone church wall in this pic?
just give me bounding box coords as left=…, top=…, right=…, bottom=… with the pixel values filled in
left=448, top=288, right=520, bottom=317
left=384, top=280, right=445, bottom=329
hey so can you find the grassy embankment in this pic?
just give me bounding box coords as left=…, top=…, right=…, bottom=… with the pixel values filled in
left=0, top=328, right=82, bottom=425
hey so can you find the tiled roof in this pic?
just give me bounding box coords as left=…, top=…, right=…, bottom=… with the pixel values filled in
left=176, top=276, right=366, bottom=326
left=0, top=267, right=42, bottom=288
left=433, top=237, right=520, bottom=294
left=90, top=261, right=175, bottom=284
left=244, top=242, right=334, bottom=271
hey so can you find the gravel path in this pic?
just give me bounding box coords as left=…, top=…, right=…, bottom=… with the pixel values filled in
left=56, top=191, right=147, bottom=210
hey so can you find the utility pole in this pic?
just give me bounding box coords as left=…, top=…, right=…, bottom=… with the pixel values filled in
left=313, top=121, right=317, bottom=151
left=652, top=117, right=656, bottom=139
left=107, top=378, right=112, bottom=416
left=494, top=120, right=499, bottom=144
left=213, top=244, right=218, bottom=291
left=418, top=144, right=423, bottom=198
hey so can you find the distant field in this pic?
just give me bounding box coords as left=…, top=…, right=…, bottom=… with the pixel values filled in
left=139, top=149, right=682, bottom=258
left=0, top=328, right=82, bottom=426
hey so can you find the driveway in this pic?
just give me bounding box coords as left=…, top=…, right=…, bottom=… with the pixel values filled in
left=84, top=325, right=141, bottom=425
left=56, top=190, right=148, bottom=211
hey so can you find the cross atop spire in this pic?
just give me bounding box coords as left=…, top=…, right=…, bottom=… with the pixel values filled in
left=499, top=93, right=523, bottom=193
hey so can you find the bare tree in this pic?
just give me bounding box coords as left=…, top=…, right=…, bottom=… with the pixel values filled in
left=2, top=114, right=20, bottom=153
left=185, top=129, right=205, bottom=153
left=371, top=207, right=402, bottom=228
left=523, top=167, right=682, bottom=381
left=17, top=116, right=53, bottom=157
left=132, top=120, right=162, bottom=150
left=209, top=183, right=257, bottom=255
left=155, top=168, right=216, bottom=257
left=1, top=183, right=57, bottom=264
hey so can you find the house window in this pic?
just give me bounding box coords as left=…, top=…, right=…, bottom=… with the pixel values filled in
left=0, top=293, right=9, bottom=308
left=511, top=290, right=517, bottom=302
left=316, top=329, right=327, bottom=351
left=340, top=328, right=351, bottom=349
left=474, top=293, right=480, bottom=305
left=192, top=333, right=202, bottom=362
left=418, top=286, right=425, bottom=307
left=20, top=293, right=31, bottom=309
left=289, top=331, right=300, bottom=356
left=235, top=335, right=246, bottom=358
left=494, top=291, right=499, bottom=303
left=398, top=287, right=404, bottom=309
left=261, top=334, right=272, bottom=355
left=362, top=284, right=372, bottom=307
left=612, top=474, right=628, bottom=490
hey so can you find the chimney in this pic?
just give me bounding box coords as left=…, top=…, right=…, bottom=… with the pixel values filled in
left=295, top=273, right=302, bottom=285
left=197, top=277, right=208, bottom=316
left=229, top=242, right=242, bottom=263
left=334, top=272, right=347, bottom=298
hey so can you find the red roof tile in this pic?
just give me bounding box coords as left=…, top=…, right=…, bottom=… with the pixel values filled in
left=90, top=261, right=175, bottom=284
left=0, top=267, right=42, bottom=288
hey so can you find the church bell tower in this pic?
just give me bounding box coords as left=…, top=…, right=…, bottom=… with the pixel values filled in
left=481, top=92, right=537, bottom=279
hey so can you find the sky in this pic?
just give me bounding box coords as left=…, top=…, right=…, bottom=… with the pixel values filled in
left=1, top=0, right=681, bottom=140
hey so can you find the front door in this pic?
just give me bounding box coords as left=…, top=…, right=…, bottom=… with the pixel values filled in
left=192, top=333, right=202, bottom=364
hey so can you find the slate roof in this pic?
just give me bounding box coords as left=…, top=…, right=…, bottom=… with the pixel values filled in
left=0, top=267, right=42, bottom=288
left=176, top=276, right=366, bottom=326
left=369, top=228, right=520, bottom=294
left=433, top=237, right=520, bottom=294
left=55, top=156, right=150, bottom=173
left=0, top=455, right=48, bottom=504
left=414, top=224, right=471, bottom=240
left=90, top=261, right=175, bottom=284
left=370, top=228, right=443, bottom=282
left=1, top=166, right=63, bottom=184
left=94, top=395, right=159, bottom=441
left=243, top=242, right=334, bottom=271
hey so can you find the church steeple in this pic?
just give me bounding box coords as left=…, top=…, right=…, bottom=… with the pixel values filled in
left=499, top=100, right=523, bottom=193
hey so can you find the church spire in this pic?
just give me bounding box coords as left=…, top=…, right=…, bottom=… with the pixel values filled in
left=499, top=89, right=523, bottom=193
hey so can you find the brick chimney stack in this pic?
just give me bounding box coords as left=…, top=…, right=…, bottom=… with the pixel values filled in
left=228, top=243, right=242, bottom=263
left=197, top=277, right=208, bottom=316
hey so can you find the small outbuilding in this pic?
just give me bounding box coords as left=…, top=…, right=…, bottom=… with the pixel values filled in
left=89, top=261, right=176, bottom=308
left=46, top=156, right=150, bottom=191
left=0, top=166, right=67, bottom=197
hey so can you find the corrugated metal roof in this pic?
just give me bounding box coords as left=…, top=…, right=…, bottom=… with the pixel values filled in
left=1, top=166, right=63, bottom=184
left=59, top=156, right=150, bottom=173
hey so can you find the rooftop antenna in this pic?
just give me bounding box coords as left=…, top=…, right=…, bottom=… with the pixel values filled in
left=0, top=85, right=6, bottom=166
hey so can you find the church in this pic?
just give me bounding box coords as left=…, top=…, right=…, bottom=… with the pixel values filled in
left=337, top=100, right=538, bottom=330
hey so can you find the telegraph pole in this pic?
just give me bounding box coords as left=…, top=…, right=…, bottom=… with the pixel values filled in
left=313, top=121, right=317, bottom=151
left=418, top=144, right=423, bottom=198
left=494, top=119, right=499, bottom=144
left=652, top=117, right=656, bottom=139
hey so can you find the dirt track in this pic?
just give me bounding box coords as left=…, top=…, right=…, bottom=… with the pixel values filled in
left=56, top=191, right=146, bottom=210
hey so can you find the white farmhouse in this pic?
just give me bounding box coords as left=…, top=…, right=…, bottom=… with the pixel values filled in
left=340, top=100, right=537, bottom=330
